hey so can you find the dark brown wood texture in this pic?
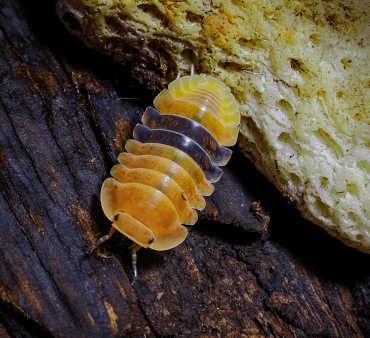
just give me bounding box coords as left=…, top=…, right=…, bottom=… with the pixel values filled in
left=0, top=1, right=369, bottom=337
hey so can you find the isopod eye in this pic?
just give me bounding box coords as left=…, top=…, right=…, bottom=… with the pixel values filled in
left=148, top=238, right=154, bottom=244
left=114, top=214, right=120, bottom=221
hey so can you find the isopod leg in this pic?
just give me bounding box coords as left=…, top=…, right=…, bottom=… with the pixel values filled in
left=89, top=226, right=117, bottom=254
left=130, top=244, right=142, bottom=284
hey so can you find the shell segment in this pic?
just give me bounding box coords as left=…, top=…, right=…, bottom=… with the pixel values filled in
left=118, top=153, right=206, bottom=210
left=154, top=89, right=239, bottom=146
left=111, top=164, right=198, bottom=225
left=142, top=107, right=232, bottom=166
left=133, top=124, right=223, bottom=182
left=126, top=139, right=215, bottom=195
left=168, top=75, right=239, bottom=123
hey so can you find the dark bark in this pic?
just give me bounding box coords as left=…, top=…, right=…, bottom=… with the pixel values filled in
left=0, top=1, right=369, bottom=337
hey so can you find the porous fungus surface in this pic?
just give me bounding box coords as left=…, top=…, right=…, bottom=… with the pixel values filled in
left=56, top=0, right=370, bottom=253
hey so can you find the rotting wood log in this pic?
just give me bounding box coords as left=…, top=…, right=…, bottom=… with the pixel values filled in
left=0, top=1, right=369, bottom=337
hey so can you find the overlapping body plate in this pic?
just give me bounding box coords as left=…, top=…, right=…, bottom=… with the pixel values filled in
left=142, top=107, right=232, bottom=166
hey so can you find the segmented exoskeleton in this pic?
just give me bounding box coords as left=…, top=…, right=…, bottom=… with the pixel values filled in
left=90, top=71, right=240, bottom=279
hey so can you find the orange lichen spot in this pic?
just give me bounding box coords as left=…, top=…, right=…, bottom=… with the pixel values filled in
left=309, top=34, right=322, bottom=44
left=118, top=153, right=206, bottom=210
left=336, top=91, right=347, bottom=100
left=101, top=179, right=187, bottom=250
left=111, top=164, right=198, bottom=225
left=103, top=299, right=118, bottom=334
left=114, top=118, right=134, bottom=153
left=346, top=183, right=359, bottom=197
left=283, top=31, right=294, bottom=44
left=19, top=278, right=43, bottom=314
left=341, top=58, right=353, bottom=69
left=202, top=12, right=239, bottom=48
left=0, top=146, right=7, bottom=167
left=87, top=312, right=96, bottom=326
left=29, top=209, right=45, bottom=233
left=318, top=90, right=326, bottom=99
left=314, top=128, right=343, bottom=158
left=354, top=113, right=363, bottom=120
left=290, top=58, right=311, bottom=80
left=125, top=140, right=214, bottom=196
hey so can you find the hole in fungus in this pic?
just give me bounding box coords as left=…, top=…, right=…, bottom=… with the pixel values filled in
left=181, top=49, right=195, bottom=66
left=357, top=234, right=364, bottom=240
left=231, top=0, right=248, bottom=7
left=319, top=176, right=329, bottom=189
left=341, top=58, right=353, bottom=70
left=289, top=58, right=311, bottom=79
left=362, top=199, right=370, bottom=220
left=218, top=61, right=246, bottom=72
left=238, top=38, right=264, bottom=50
left=309, top=34, right=322, bottom=44
left=249, top=90, right=264, bottom=107
left=277, top=132, right=301, bottom=155
left=346, top=183, right=360, bottom=198
left=104, top=16, right=122, bottom=32
left=357, top=160, right=370, bottom=174
left=276, top=99, right=295, bottom=119
left=347, top=211, right=358, bottom=222
left=147, top=40, right=171, bottom=66
left=314, top=128, right=343, bottom=158
left=314, top=198, right=331, bottom=219
left=241, top=116, right=270, bottom=156
left=343, top=5, right=354, bottom=12
left=137, top=4, right=169, bottom=26
left=336, top=91, right=347, bottom=99
left=62, top=12, right=82, bottom=33
left=263, top=12, right=278, bottom=22
left=196, top=37, right=207, bottom=44
left=360, top=136, right=370, bottom=145
left=251, top=90, right=262, bottom=101
left=186, top=12, right=203, bottom=24
left=277, top=132, right=291, bottom=143
left=317, top=90, right=326, bottom=100
left=289, top=173, right=301, bottom=187
left=325, top=13, right=338, bottom=28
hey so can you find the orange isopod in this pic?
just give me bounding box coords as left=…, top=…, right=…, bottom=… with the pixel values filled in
left=90, top=70, right=240, bottom=280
